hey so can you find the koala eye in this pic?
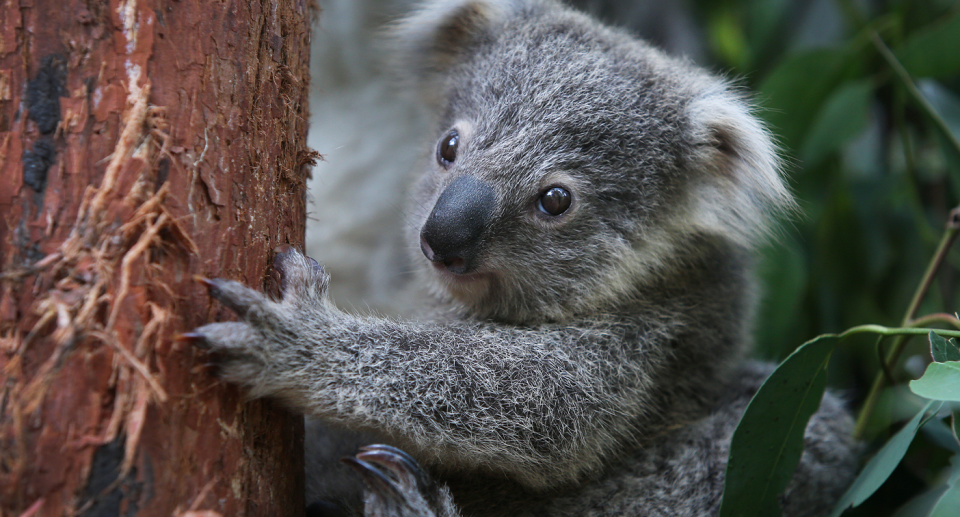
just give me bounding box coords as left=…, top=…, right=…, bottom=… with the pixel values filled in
left=437, top=130, right=459, bottom=167
left=538, top=187, right=572, bottom=216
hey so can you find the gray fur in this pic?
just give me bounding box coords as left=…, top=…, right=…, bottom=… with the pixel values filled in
left=192, top=1, right=857, bottom=515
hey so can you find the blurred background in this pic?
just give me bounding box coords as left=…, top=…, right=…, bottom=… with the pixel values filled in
left=305, top=1, right=960, bottom=514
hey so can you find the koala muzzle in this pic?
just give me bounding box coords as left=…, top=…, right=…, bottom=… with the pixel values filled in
left=420, top=175, right=496, bottom=275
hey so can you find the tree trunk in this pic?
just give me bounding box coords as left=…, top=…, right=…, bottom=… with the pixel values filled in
left=0, top=1, right=313, bottom=515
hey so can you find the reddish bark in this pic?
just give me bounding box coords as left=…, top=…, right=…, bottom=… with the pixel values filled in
left=0, top=1, right=314, bottom=515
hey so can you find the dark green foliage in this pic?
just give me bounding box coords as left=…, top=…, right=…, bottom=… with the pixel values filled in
left=690, top=0, right=960, bottom=515
left=829, top=401, right=941, bottom=517
left=897, top=9, right=960, bottom=79
left=929, top=331, right=960, bottom=362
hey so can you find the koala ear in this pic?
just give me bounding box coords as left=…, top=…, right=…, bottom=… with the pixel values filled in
left=387, top=0, right=518, bottom=102
left=685, top=86, right=797, bottom=248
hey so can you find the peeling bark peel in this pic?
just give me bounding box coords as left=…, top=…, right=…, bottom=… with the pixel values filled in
left=0, top=1, right=314, bottom=515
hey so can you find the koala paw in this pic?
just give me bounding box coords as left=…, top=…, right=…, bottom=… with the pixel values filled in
left=179, top=246, right=331, bottom=388
left=343, top=445, right=451, bottom=517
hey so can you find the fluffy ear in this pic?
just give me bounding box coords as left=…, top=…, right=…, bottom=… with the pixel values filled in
left=387, top=0, right=517, bottom=102
left=684, top=85, right=796, bottom=248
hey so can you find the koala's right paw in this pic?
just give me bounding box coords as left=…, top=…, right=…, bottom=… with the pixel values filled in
left=342, top=445, right=455, bottom=517
left=179, top=247, right=332, bottom=389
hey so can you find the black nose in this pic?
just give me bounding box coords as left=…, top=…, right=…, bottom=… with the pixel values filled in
left=420, top=175, right=496, bottom=274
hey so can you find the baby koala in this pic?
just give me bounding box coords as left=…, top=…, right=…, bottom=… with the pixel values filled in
left=187, top=0, right=858, bottom=515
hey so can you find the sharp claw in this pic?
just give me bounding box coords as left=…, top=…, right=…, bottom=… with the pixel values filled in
left=194, top=276, right=228, bottom=302
left=340, top=457, right=403, bottom=502
left=359, top=444, right=418, bottom=465
left=194, top=276, right=230, bottom=306
left=176, top=332, right=210, bottom=348
left=356, top=450, right=413, bottom=483
left=191, top=361, right=222, bottom=376
left=194, top=277, right=264, bottom=316
left=194, top=276, right=226, bottom=300
left=310, top=261, right=325, bottom=279
left=273, top=246, right=296, bottom=272
left=193, top=275, right=216, bottom=288
left=357, top=445, right=432, bottom=492
left=272, top=247, right=326, bottom=296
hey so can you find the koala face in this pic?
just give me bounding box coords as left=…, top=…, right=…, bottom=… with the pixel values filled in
left=401, top=1, right=792, bottom=323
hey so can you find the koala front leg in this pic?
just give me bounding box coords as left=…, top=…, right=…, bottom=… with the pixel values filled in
left=186, top=248, right=668, bottom=488
left=185, top=248, right=336, bottom=400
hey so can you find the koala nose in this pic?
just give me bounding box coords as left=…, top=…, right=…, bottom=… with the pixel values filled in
left=420, top=175, right=496, bottom=274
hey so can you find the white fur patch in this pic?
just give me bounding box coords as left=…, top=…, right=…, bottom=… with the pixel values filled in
left=685, top=84, right=796, bottom=248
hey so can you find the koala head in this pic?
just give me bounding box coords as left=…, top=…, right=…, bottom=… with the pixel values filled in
left=392, top=0, right=794, bottom=324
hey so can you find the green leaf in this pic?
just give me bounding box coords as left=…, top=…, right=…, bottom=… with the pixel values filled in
left=859, top=385, right=930, bottom=441
left=744, top=0, right=791, bottom=60
left=709, top=8, right=748, bottom=68
left=758, top=48, right=853, bottom=148
left=894, top=456, right=960, bottom=517
left=800, top=80, right=875, bottom=169
left=929, top=481, right=960, bottom=517
left=910, top=362, right=960, bottom=401
left=719, top=335, right=839, bottom=517
left=917, top=80, right=960, bottom=198
left=922, top=416, right=960, bottom=453
left=919, top=80, right=960, bottom=142
left=891, top=485, right=949, bottom=517
left=952, top=410, right=960, bottom=446
left=930, top=331, right=960, bottom=363
left=829, top=401, right=941, bottom=517
left=896, top=9, right=960, bottom=79
left=949, top=454, right=960, bottom=486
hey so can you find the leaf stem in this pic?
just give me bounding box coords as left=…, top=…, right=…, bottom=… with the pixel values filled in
left=901, top=211, right=960, bottom=326
left=839, top=324, right=960, bottom=340
left=875, top=336, right=896, bottom=385
left=871, top=32, right=960, bottom=159
left=853, top=209, right=960, bottom=439
left=909, top=313, right=960, bottom=331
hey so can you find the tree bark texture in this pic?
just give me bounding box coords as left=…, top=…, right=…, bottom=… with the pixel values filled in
left=0, top=1, right=314, bottom=515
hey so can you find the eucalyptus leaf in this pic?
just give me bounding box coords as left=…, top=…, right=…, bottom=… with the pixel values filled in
left=800, top=80, right=874, bottom=169
left=719, top=335, right=838, bottom=517
left=896, top=8, right=960, bottom=79
left=922, top=417, right=960, bottom=453
left=909, top=362, right=960, bottom=402
left=917, top=80, right=960, bottom=198
left=743, top=0, right=791, bottom=68
left=952, top=411, right=960, bottom=446
left=949, top=454, right=960, bottom=486
left=708, top=8, right=748, bottom=68
left=928, top=481, right=960, bottom=517
left=893, top=455, right=960, bottom=517
left=891, top=485, right=949, bottom=517
left=929, top=331, right=960, bottom=363
left=758, top=48, right=852, bottom=148
left=829, top=401, right=940, bottom=517
left=918, top=80, right=960, bottom=142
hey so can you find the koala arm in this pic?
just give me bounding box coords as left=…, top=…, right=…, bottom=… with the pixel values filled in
left=189, top=249, right=671, bottom=488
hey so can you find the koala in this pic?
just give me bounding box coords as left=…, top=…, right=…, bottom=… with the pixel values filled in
left=184, top=0, right=859, bottom=515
